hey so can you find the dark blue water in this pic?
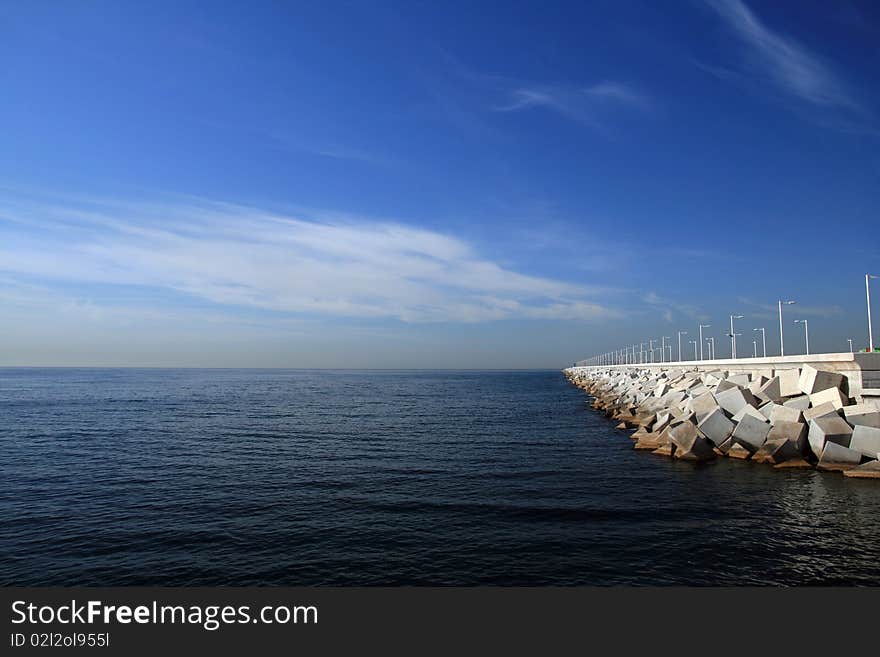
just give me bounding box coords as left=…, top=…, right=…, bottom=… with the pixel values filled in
left=2, top=368, right=879, bottom=586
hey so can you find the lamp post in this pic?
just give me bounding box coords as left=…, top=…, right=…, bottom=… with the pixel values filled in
left=707, top=336, right=715, bottom=360
left=677, top=331, right=687, bottom=362
left=778, top=300, right=796, bottom=356
left=848, top=338, right=854, bottom=353
left=868, top=274, right=879, bottom=352
left=794, top=319, right=809, bottom=355
left=661, top=336, right=671, bottom=363
left=698, top=324, right=710, bottom=361
left=648, top=339, right=655, bottom=363
left=753, top=327, right=766, bottom=358
left=729, top=314, right=743, bottom=358
left=689, top=339, right=698, bottom=361
left=753, top=339, right=758, bottom=358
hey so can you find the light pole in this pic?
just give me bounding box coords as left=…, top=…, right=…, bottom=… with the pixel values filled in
left=868, top=274, right=879, bottom=352
left=729, top=314, right=743, bottom=358
left=639, top=342, right=645, bottom=364
left=648, top=339, right=655, bottom=363
left=753, top=327, right=766, bottom=358
left=661, top=336, right=670, bottom=363
left=752, top=339, right=757, bottom=358
left=698, top=324, right=710, bottom=361
left=707, top=336, right=715, bottom=360
left=794, top=319, right=809, bottom=355
left=688, top=339, right=697, bottom=361
left=848, top=338, right=853, bottom=353
left=778, top=300, right=796, bottom=356
left=677, top=331, right=687, bottom=362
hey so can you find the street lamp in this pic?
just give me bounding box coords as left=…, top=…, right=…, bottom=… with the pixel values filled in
left=648, top=339, right=656, bottom=363
left=752, top=339, right=758, bottom=358
left=689, top=339, right=698, bottom=361
left=753, top=327, right=766, bottom=358
left=778, top=300, right=796, bottom=356
left=661, top=336, right=671, bottom=363
left=677, top=331, right=687, bottom=362
left=794, top=319, right=809, bottom=355
left=867, top=274, right=879, bottom=352
left=707, top=336, right=715, bottom=360
left=848, top=338, right=854, bottom=353
left=698, top=324, right=710, bottom=360
left=729, top=314, right=744, bottom=358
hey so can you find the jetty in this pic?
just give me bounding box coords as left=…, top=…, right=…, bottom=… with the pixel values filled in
left=564, top=352, right=880, bottom=478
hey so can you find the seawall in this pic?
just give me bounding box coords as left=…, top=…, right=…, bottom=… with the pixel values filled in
left=563, top=352, right=880, bottom=479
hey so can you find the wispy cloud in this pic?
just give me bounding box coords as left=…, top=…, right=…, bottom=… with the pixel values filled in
left=494, top=81, right=651, bottom=126
left=704, top=0, right=870, bottom=119
left=0, top=195, right=618, bottom=325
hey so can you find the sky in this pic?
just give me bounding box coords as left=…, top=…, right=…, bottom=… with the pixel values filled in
left=1, top=0, right=879, bottom=368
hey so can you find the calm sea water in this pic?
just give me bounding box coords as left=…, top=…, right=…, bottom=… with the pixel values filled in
left=2, top=368, right=879, bottom=586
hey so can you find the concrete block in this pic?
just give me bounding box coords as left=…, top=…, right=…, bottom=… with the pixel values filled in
left=756, top=376, right=782, bottom=403
left=733, top=404, right=767, bottom=423
left=807, top=415, right=854, bottom=457
left=752, top=438, right=801, bottom=465
left=770, top=404, right=803, bottom=426
left=783, top=395, right=810, bottom=411
left=818, top=441, right=862, bottom=471
left=654, top=382, right=670, bottom=397
left=849, top=425, right=880, bottom=459
left=808, top=387, right=848, bottom=411
left=748, top=377, right=767, bottom=399
left=767, top=420, right=808, bottom=452
left=690, top=392, right=719, bottom=423
left=803, top=402, right=839, bottom=422
left=715, top=386, right=758, bottom=416
left=758, top=401, right=776, bottom=420
left=668, top=421, right=702, bottom=453
left=727, top=373, right=751, bottom=387
left=688, top=383, right=710, bottom=397
left=843, top=461, right=880, bottom=479
left=798, top=364, right=845, bottom=395
left=777, top=368, right=801, bottom=398
left=731, top=413, right=770, bottom=451
left=697, top=407, right=735, bottom=446
left=715, top=379, right=738, bottom=393
left=727, top=443, right=753, bottom=459
left=843, top=404, right=880, bottom=429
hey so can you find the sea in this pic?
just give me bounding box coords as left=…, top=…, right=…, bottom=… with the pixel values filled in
left=2, top=368, right=879, bottom=586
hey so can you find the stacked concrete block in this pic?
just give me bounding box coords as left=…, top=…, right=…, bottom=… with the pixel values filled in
left=697, top=407, right=734, bottom=446
left=769, top=404, right=803, bottom=426
left=562, top=360, right=878, bottom=480
left=767, top=420, right=808, bottom=453
left=798, top=364, right=845, bottom=396
left=731, top=413, right=770, bottom=452
left=808, top=387, right=848, bottom=410
left=732, top=404, right=767, bottom=423
left=843, top=404, right=880, bottom=429
left=715, top=386, right=758, bottom=416
left=818, top=441, right=862, bottom=471
left=807, top=415, right=854, bottom=458
left=777, top=368, right=801, bottom=398
left=783, top=395, right=810, bottom=411
left=756, top=376, right=782, bottom=403
left=849, top=425, right=880, bottom=459
left=803, top=402, right=838, bottom=422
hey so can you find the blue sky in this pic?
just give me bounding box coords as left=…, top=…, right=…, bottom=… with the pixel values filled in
left=1, top=0, right=878, bottom=367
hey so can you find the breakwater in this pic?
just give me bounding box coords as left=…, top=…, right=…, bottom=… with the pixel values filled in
left=564, top=353, right=880, bottom=479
